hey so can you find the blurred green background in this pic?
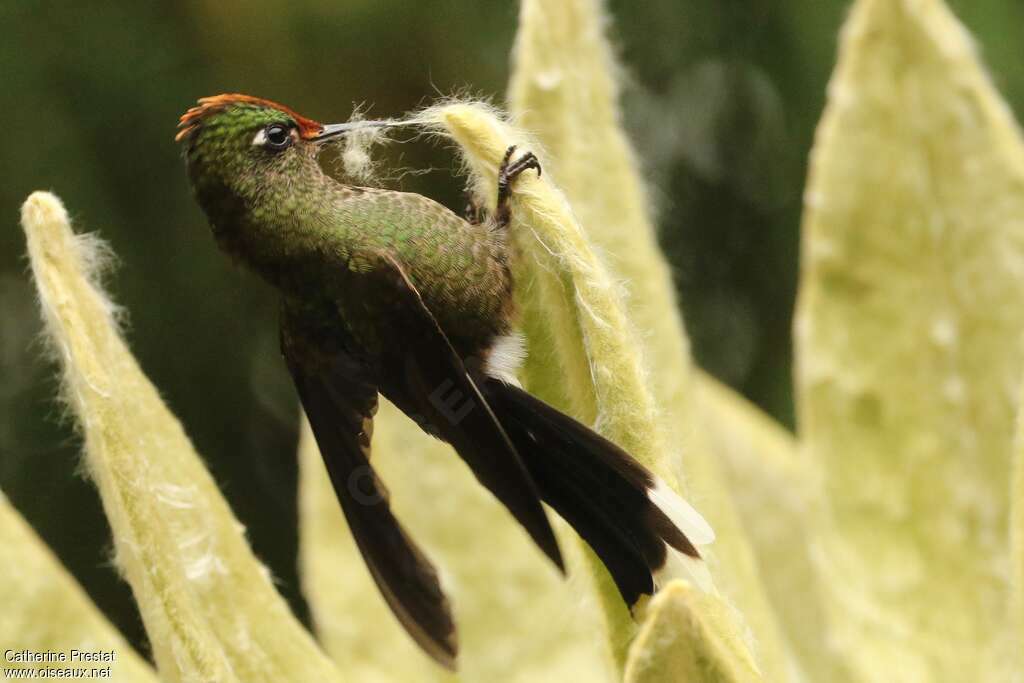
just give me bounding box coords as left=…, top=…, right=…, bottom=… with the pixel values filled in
left=2, top=0, right=1023, bottom=659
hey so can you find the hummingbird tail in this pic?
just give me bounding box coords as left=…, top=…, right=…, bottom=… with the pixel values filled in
left=481, top=378, right=715, bottom=605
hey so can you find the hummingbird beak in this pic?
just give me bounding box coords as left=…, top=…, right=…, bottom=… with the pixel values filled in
left=313, top=120, right=401, bottom=143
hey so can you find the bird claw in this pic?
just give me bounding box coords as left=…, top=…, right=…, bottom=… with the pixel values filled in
left=499, top=145, right=542, bottom=187
left=494, top=146, right=542, bottom=230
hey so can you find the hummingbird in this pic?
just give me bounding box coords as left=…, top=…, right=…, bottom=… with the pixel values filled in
left=176, top=94, right=714, bottom=669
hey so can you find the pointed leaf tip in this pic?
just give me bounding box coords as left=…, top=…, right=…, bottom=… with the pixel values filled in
left=625, top=580, right=761, bottom=683
left=22, top=191, right=345, bottom=683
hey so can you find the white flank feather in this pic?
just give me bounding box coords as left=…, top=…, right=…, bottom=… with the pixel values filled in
left=484, top=332, right=526, bottom=386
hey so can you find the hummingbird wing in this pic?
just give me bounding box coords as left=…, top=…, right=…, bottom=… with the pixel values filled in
left=282, top=324, right=457, bottom=670
left=359, top=252, right=565, bottom=573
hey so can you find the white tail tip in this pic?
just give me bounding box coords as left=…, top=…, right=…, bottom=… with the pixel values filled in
left=648, top=478, right=715, bottom=546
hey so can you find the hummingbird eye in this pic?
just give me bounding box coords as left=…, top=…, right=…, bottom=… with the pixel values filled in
left=261, top=123, right=292, bottom=151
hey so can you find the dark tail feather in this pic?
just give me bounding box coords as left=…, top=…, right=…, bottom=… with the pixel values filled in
left=482, top=378, right=714, bottom=605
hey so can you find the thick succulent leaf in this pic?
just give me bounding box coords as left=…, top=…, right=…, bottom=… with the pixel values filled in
left=0, top=491, right=158, bottom=682
left=1012, top=400, right=1024, bottom=677
left=298, top=407, right=611, bottom=683
left=21, top=192, right=345, bottom=683
left=502, top=0, right=676, bottom=484
left=412, top=102, right=755, bottom=678
left=420, top=102, right=686, bottom=664
left=794, top=0, right=1024, bottom=679
left=623, top=581, right=760, bottom=683
left=698, top=374, right=844, bottom=681
left=508, top=1, right=789, bottom=678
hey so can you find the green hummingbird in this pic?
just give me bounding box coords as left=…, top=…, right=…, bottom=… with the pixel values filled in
left=177, top=94, right=713, bottom=669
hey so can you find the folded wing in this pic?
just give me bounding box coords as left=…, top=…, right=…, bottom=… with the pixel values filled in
left=357, top=252, right=564, bottom=573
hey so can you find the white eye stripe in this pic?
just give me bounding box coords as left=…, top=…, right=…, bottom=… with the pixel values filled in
left=251, top=129, right=267, bottom=146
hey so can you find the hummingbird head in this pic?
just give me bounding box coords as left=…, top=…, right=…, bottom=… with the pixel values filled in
left=176, top=94, right=388, bottom=223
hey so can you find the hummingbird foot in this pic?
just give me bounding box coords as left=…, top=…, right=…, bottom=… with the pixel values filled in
left=495, top=145, right=542, bottom=229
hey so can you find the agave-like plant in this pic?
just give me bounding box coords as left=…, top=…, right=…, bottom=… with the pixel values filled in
left=7, top=0, right=1024, bottom=681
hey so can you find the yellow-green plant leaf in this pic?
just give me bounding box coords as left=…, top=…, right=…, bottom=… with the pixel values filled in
left=413, top=101, right=750, bottom=675
left=508, top=0, right=692, bottom=393
left=623, top=580, right=760, bottom=683
left=697, top=374, right=844, bottom=681
left=505, top=0, right=677, bottom=489
left=794, top=0, right=1024, bottom=679
left=1011, top=393, right=1024, bottom=678
left=21, top=191, right=344, bottom=683
left=422, top=102, right=679, bottom=666
left=0, top=491, right=158, bottom=682
left=508, top=1, right=789, bottom=678
left=298, top=408, right=611, bottom=683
